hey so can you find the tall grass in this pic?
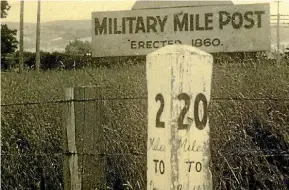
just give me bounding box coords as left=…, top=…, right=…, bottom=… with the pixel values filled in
left=1, top=61, right=289, bottom=189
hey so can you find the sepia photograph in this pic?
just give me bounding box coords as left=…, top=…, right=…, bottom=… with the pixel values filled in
left=1, top=0, right=289, bottom=189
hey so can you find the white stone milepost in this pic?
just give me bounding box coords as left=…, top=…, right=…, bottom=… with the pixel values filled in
left=146, top=45, right=213, bottom=190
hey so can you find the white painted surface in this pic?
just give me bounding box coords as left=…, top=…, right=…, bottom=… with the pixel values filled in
left=92, top=3, right=270, bottom=57
left=146, top=45, right=213, bottom=190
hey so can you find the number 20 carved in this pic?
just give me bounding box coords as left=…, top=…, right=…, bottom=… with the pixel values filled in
left=155, top=93, right=208, bottom=130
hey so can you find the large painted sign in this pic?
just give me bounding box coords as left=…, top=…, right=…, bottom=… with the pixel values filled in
left=92, top=4, right=270, bottom=57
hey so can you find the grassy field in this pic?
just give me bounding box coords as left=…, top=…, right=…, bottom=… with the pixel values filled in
left=1, top=61, right=289, bottom=189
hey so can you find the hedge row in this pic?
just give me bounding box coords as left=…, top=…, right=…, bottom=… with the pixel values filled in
left=1, top=51, right=288, bottom=71
left=1, top=51, right=146, bottom=71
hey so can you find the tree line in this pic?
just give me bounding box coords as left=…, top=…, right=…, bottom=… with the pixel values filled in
left=1, top=0, right=92, bottom=71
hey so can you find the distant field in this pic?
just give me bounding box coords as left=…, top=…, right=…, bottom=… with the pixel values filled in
left=1, top=62, right=289, bottom=189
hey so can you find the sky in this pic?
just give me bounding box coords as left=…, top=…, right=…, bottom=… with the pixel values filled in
left=2, top=0, right=289, bottom=23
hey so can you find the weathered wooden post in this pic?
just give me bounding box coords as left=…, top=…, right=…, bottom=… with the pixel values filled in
left=63, top=86, right=106, bottom=190
left=146, top=45, right=213, bottom=190
left=63, top=88, right=82, bottom=190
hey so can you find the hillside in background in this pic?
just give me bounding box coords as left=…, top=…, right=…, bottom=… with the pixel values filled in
left=3, top=20, right=289, bottom=53
left=3, top=20, right=91, bottom=52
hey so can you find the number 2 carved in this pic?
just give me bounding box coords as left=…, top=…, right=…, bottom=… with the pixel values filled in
left=177, top=93, right=190, bottom=130
left=155, top=93, right=165, bottom=128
